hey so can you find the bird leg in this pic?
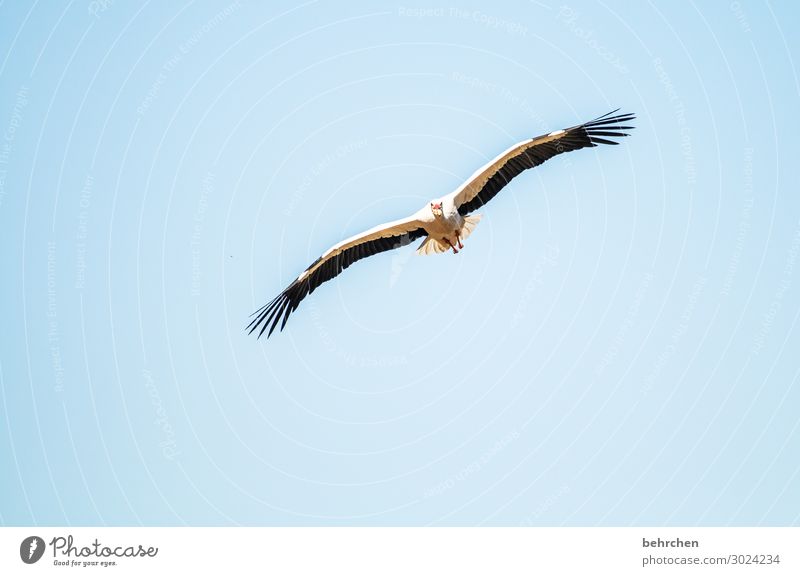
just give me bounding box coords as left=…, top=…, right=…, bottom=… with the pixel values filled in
left=456, top=232, right=464, bottom=250
left=445, top=238, right=459, bottom=254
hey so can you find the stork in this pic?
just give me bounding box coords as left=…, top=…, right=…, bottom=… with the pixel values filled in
left=249, top=110, right=635, bottom=338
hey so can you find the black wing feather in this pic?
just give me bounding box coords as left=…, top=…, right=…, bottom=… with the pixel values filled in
left=248, top=228, right=427, bottom=338
left=458, top=110, right=635, bottom=215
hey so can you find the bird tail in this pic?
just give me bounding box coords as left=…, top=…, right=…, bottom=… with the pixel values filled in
left=416, top=236, right=449, bottom=255
left=460, top=214, right=482, bottom=241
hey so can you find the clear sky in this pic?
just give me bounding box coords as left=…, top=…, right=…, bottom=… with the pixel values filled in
left=1, top=0, right=798, bottom=526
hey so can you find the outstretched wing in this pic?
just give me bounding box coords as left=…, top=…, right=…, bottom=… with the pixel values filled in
left=249, top=215, right=428, bottom=338
left=451, top=110, right=635, bottom=216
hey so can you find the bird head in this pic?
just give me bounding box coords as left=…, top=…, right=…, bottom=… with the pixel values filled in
left=430, top=202, right=443, bottom=217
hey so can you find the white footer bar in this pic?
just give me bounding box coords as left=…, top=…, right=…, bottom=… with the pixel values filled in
left=2, top=527, right=797, bottom=575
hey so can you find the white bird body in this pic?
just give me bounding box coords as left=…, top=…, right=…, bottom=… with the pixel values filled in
left=415, top=199, right=482, bottom=255
left=250, top=110, right=635, bottom=338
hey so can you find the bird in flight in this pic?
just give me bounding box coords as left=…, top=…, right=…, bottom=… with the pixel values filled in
left=249, top=109, right=635, bottom=339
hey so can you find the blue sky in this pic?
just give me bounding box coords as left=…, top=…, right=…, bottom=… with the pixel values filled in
left=1, top=0, right=799, bottom=526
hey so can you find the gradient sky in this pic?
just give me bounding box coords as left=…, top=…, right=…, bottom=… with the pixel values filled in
left=1, top=0, right=799, bottom=526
